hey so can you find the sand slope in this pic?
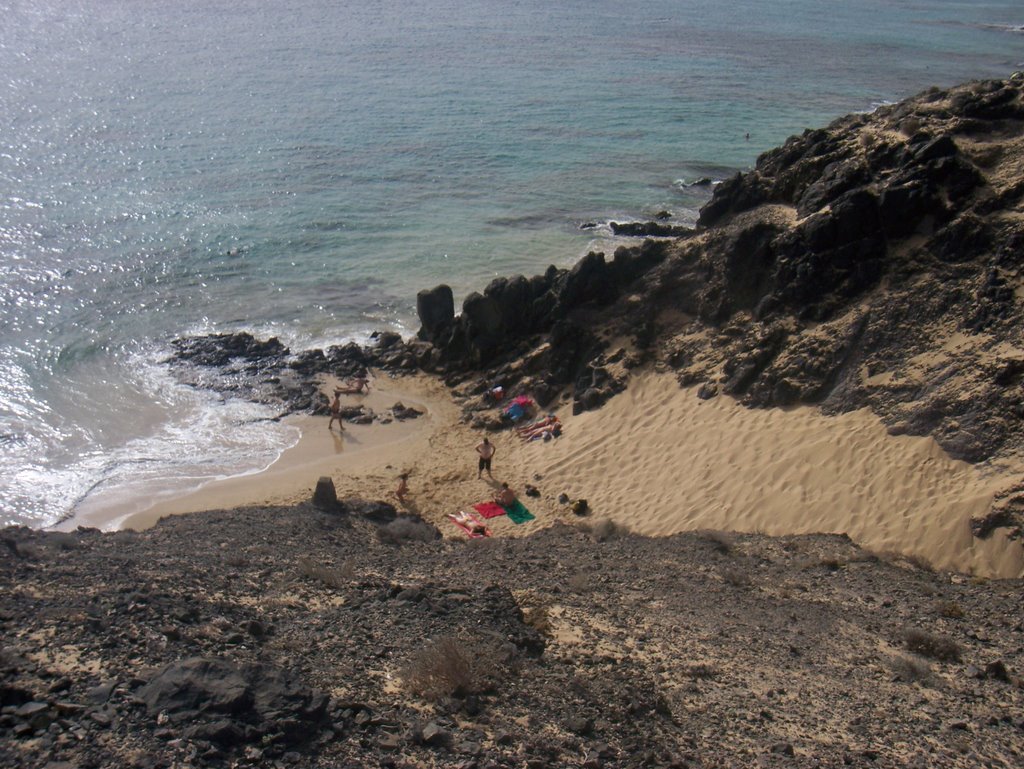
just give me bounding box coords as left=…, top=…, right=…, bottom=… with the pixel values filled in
left=82, top=369, right=1024, bottom=579
left=505, top=371, right=1023, bottom=579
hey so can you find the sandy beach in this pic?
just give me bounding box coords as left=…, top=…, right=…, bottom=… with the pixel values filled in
left=60, top=366, right=1024, bottom=580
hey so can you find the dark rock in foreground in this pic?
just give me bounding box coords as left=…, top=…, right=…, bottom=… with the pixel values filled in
left=1, top=507, right=1022, bottom=768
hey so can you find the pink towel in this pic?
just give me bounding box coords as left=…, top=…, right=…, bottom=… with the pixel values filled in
left=447, top=511, right=491, bottom=538
left=473, top=501, right=507, bottom=519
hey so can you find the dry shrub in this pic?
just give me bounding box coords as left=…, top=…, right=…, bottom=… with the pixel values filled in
left=904, top=553, right=935, bottom=573
left=400, top=634, right=508, bottom=701
left=937, top=600, right=965, bottom=619
left=43, top=532, right=80, bottom=551
left=585, top=519, right=631, bottom=542
left=681, top=663, right=719, bottom=680
left=699, top=530, right=734, bottom=555
left=903, top=627, right=961, bottom=662
left=566, top=572, right=591, bottom=593
left=899, top=116, right=922, bottom=136
left=516, top=589, right=555, bottom=637
left=225, top=554, right=249, bottom=569
left=376, top=517, right=438, bottom=545
left=887, top=654, right=935, bottom=685
left=520, top=597, right=555, bottom=638
left=868, top=549, right=935, bottom=574
left=297, top=557, right=355, bottom=589
left=798, top=556, right=845, bottom=571
left=720, top=567, right=754, bottom=588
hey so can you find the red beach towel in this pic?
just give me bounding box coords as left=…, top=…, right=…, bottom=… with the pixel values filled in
left=472, top=501, right=507, bottom=519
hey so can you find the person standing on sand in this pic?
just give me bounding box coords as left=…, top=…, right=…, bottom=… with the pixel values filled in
left=476, top=437, right=495, bottom=479
left=328, top=391, right=344, bottom=432
left=394, top=472, right=409, bottom=503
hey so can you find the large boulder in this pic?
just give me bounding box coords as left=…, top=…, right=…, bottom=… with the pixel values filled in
left=136, top=657, right=328, bottom=746
left=461, top=291, right=506, bottom=361
left=416, top=284, right=455, bottom=342
left=137, top=658, right=252, bottom=717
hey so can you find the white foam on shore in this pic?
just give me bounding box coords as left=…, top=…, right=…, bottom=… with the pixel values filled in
left=41, top=350, right=301, bottom=531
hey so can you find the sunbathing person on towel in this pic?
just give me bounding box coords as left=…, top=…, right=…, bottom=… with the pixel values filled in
left=453, top=511, right=487, bottom=534
left=519, top=419, right=561, bottom=441
left=516, top=414, right=559, bottom=434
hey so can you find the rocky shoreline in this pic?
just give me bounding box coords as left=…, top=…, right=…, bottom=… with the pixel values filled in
left=6, top=76, right=1024, bottom=767
left=166, top=76, right=1024, bottom=538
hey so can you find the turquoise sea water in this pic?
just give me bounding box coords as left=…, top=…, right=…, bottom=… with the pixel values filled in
left=2, top=0, right=1023, bottom=528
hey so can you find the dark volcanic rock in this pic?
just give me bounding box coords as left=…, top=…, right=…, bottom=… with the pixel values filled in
left=312, top=477, right=340, bottom=511
left=648, top=76, right=1024, bottom=464
left=416, top=284, right=455, bottom=343
left=137, top=657, right=328, bottom=747
left=1, top=503, right=1023, bottom=769
left=609, top=221, right=694, bottom=238
left=171, top=332, right=288, bottom=369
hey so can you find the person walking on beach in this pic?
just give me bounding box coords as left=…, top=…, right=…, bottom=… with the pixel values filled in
left=394, top=472, right=409, bottom=504
left=476, top=437, right=495, bottom=479
left=328, top=391, right=344, bottom=432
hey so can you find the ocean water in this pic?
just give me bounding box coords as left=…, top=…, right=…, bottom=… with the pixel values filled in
left=2, top=0, right=1022, bottom=529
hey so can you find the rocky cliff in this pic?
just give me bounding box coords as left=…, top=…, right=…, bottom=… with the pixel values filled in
left=165, top=76, right=1024, bottom=533
left=417, top=76, right=1024, bottom=467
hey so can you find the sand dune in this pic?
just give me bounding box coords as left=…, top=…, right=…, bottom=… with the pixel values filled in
left=508, top=371, right=1023, bottom=579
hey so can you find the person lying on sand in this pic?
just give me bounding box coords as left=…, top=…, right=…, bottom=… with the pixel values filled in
left=494, top=482, right=517, bottom=508
left=335, top=377, right=369, bottom=395
left=451, top=510, right=487, bottom=535
left=516, top=413, right=558, bottom=431
left=516, top=414, right=559, bottom=435
left=518, top=416, right=561, bottom=441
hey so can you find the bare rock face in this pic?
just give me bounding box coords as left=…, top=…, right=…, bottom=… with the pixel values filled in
left=643, top=76, right=1024, bottom=465
left=416, top=284, right=455, bottom=343
left=137, top=657, right=329, bottom=748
